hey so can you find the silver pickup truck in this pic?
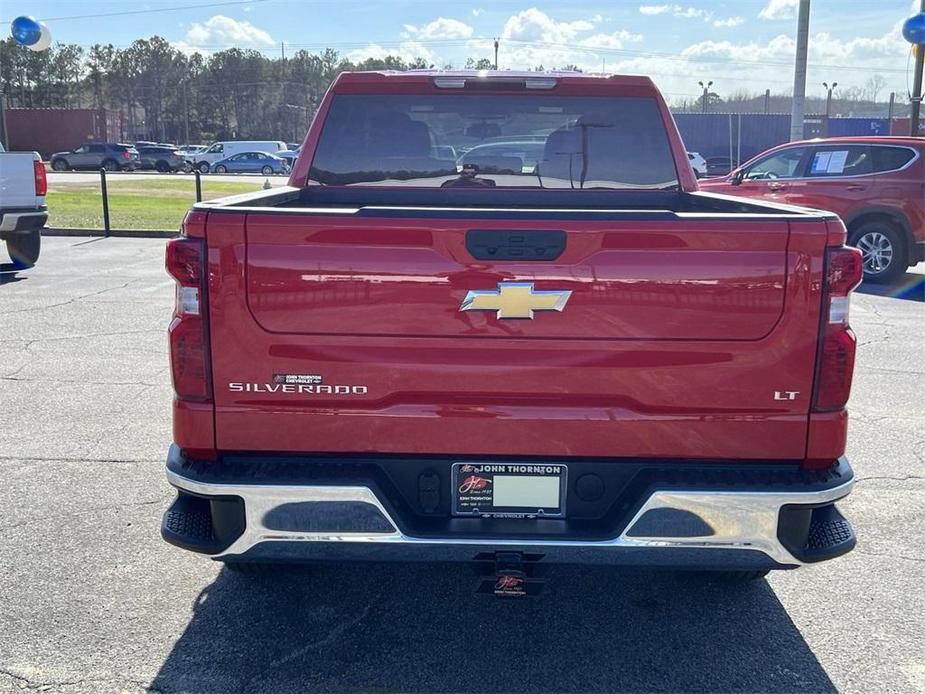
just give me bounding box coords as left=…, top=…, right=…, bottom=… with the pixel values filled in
left=0, top=145, right=48, bottom=268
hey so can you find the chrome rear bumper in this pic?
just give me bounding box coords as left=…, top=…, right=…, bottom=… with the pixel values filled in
left=164, top=461, right=855, bottom=568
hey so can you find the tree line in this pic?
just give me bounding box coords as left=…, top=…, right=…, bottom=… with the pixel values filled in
left=0, top=35, right=907, bottom=144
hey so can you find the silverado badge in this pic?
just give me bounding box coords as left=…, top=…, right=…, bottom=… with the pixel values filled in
left=460, top=282, right=571, bottom=319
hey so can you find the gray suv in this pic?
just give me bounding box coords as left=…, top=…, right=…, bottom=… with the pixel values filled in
left=137, top=146, right=189, bottom=173
left=50, top=143, right=140, bottom=172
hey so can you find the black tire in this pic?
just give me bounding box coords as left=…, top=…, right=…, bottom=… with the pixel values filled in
left=198, top=162, right=210, bottom=174
left=102, top=158, right=119, bottom=172
left=7, top=230, right=41, bottom=269
left=155, top=160, right=170, bottom=173
left=849, top=221, right=907, bottom=285
left=214, top=164, right=227, bottom=174
left=51, top=158, right=68, bottom=172
left=261, top=165, right=274, bottom=175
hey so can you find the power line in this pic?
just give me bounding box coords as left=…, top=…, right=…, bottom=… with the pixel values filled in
left=1, top=0, right=271, bottom=23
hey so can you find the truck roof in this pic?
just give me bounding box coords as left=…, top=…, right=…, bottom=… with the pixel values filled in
left=330, top=70, right=659, bottom=94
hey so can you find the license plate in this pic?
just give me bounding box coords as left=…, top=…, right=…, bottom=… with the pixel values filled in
left=452, top=463, right=567, bottom=518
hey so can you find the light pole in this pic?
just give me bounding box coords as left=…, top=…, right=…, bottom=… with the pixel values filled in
left=903, top=3, right=925, bottom=135
left=823, top=81, right=837, bottom=136
left=698, top=80, right=713, bottom=114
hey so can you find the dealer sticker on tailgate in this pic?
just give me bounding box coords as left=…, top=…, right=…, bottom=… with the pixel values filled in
left=452, top=463, right=567, bottom=518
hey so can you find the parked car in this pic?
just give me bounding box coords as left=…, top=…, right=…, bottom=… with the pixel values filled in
left=210, top=151, right=289, bottom=175
left=50, top=143, right=139, bottom=172
left=458, top=140, right=545, bottom=174
left=191, top=140, right=288, bottom=173
left=687, top=151, right=707, bottom=178
left=700, top=137, right=924, bottom=283
left=705, top=156, right=733, bottom=176
left=277, top=147, right=300, bottom=166
left=162, top=70, right=860, bottom=586
left=0, top=145, right=47, bottom=268
left=137, top=145, right=188, bottom=173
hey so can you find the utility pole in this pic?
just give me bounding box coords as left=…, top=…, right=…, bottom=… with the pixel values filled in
left=281, top=41, right=286, bottom=61
left=904, top=2, right=925, bottom=135
left=493, top=38, right=499, bottom=70
left=790, top=0, right=811, bottom=141
left=764, top=88, right=771, bottom=114
left=698, top=80, right=713, bottom=114
left=823, top=81, right=837, bottom=136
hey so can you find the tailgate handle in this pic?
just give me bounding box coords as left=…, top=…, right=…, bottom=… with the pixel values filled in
left=466, top=229, right=566, bottom=261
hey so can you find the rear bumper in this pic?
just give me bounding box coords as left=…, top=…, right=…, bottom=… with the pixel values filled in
left=0, top=208, right=48, bottom=236
left=162, top=446, right=856, bottom=570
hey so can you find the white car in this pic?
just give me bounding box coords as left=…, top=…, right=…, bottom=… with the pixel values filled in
left=687, top=151, right=707, bottom=178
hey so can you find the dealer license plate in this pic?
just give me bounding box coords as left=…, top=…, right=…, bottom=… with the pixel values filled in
left=452, top=463, right=567, bottom=518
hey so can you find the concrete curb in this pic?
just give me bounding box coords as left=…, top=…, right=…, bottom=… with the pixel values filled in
left=42, top=228, right=177, bottom=238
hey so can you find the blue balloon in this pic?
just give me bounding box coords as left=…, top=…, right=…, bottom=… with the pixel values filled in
left=903, top=12, right=925, bottom=45
left=11, top=15, right=42, bottom=46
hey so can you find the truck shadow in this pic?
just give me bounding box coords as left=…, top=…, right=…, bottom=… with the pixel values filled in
left=150, top=562, right=835, bottom=693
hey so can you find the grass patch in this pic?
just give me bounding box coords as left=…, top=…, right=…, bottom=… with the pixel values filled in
left=46, top=178, right=265, bottom=230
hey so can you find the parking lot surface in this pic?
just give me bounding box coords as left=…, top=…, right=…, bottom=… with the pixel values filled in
left=1, top=238, right=923, bottom=693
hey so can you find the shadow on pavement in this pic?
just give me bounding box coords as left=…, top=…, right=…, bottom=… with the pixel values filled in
left=0, top=264, right=27, bottom=284
left=151, top=562, right=834, bottom=693
left=855, top=272, right=924, bottom=302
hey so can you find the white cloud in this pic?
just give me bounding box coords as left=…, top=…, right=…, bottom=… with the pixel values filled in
left=404, top=17, right=474, bottom=39
left=639, top=5, right=672, bottom=15
left=346, top=40, right=435, bottom=66
left=713, top=16, right=745, bottom=28
left=580, top=30, right=644, bottom=50
left=472, top=8, right=483, bottom=17
left=173, top=14, right=274, bottom=53
left=639, top=4, right=724, bottom=23
left=759, top=0, right=799, bottom=20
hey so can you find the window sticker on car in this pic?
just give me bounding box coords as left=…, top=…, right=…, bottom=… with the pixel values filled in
left=812, top=150, right=849, bottom=174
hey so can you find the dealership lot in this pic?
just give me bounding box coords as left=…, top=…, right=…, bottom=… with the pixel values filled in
left=0, top=237, right=923, bottom=693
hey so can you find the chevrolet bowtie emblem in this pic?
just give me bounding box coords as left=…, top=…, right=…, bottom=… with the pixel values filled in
left=460, top=282, right=572, bottom=319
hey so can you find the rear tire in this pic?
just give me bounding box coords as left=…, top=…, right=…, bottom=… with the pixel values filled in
left=155, top=160, right=170, bottom=173
left=102, top=158, right=119, bottom=172
left=849, top=221, right=907, bottom=284
left=261, top=165, right=274, bottom=175
left=214, top=164, right=227, bottom=174
left=7, top=230, right=41, bottom=269
left=51, top=158, right=68, bottom=171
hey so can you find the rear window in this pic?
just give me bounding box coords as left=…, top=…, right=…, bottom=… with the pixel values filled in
left=111, top=144, right=132, bottom=152
left=309, top=94, right=679, bottom=189
left=871, top=146, right=916, bottom=173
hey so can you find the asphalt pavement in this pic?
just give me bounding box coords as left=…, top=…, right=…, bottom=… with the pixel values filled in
left=0, top=237, right=923, bottom=693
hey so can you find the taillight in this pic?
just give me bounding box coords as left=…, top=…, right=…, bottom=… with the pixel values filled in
left=122, top=150, right=131, bottom=159
left=166, top=235, right=212, bottom=401
left=34, top=160, right=47, bottom=196
left=813, top=246, right=863, bottom=411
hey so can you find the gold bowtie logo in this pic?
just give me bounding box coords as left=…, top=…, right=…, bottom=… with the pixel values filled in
left=460, top=282, right=572, bottom=319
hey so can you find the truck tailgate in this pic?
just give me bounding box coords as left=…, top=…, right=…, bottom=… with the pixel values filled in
left=208, top=210, right=826, bottom=460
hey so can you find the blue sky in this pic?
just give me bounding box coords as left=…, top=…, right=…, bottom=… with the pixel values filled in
left=9, top=0, right=921, bottom=102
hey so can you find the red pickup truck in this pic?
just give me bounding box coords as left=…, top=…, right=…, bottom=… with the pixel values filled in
left=162, top=71, right=860, bottom=591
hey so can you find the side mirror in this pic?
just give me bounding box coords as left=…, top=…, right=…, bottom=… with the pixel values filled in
left=730, top=170, right=744, bottom=186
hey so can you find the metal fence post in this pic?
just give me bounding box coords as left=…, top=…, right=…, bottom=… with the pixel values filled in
left=194, top=169, right=202, bottom=202
left=100, top=168, right=111, bottom=235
